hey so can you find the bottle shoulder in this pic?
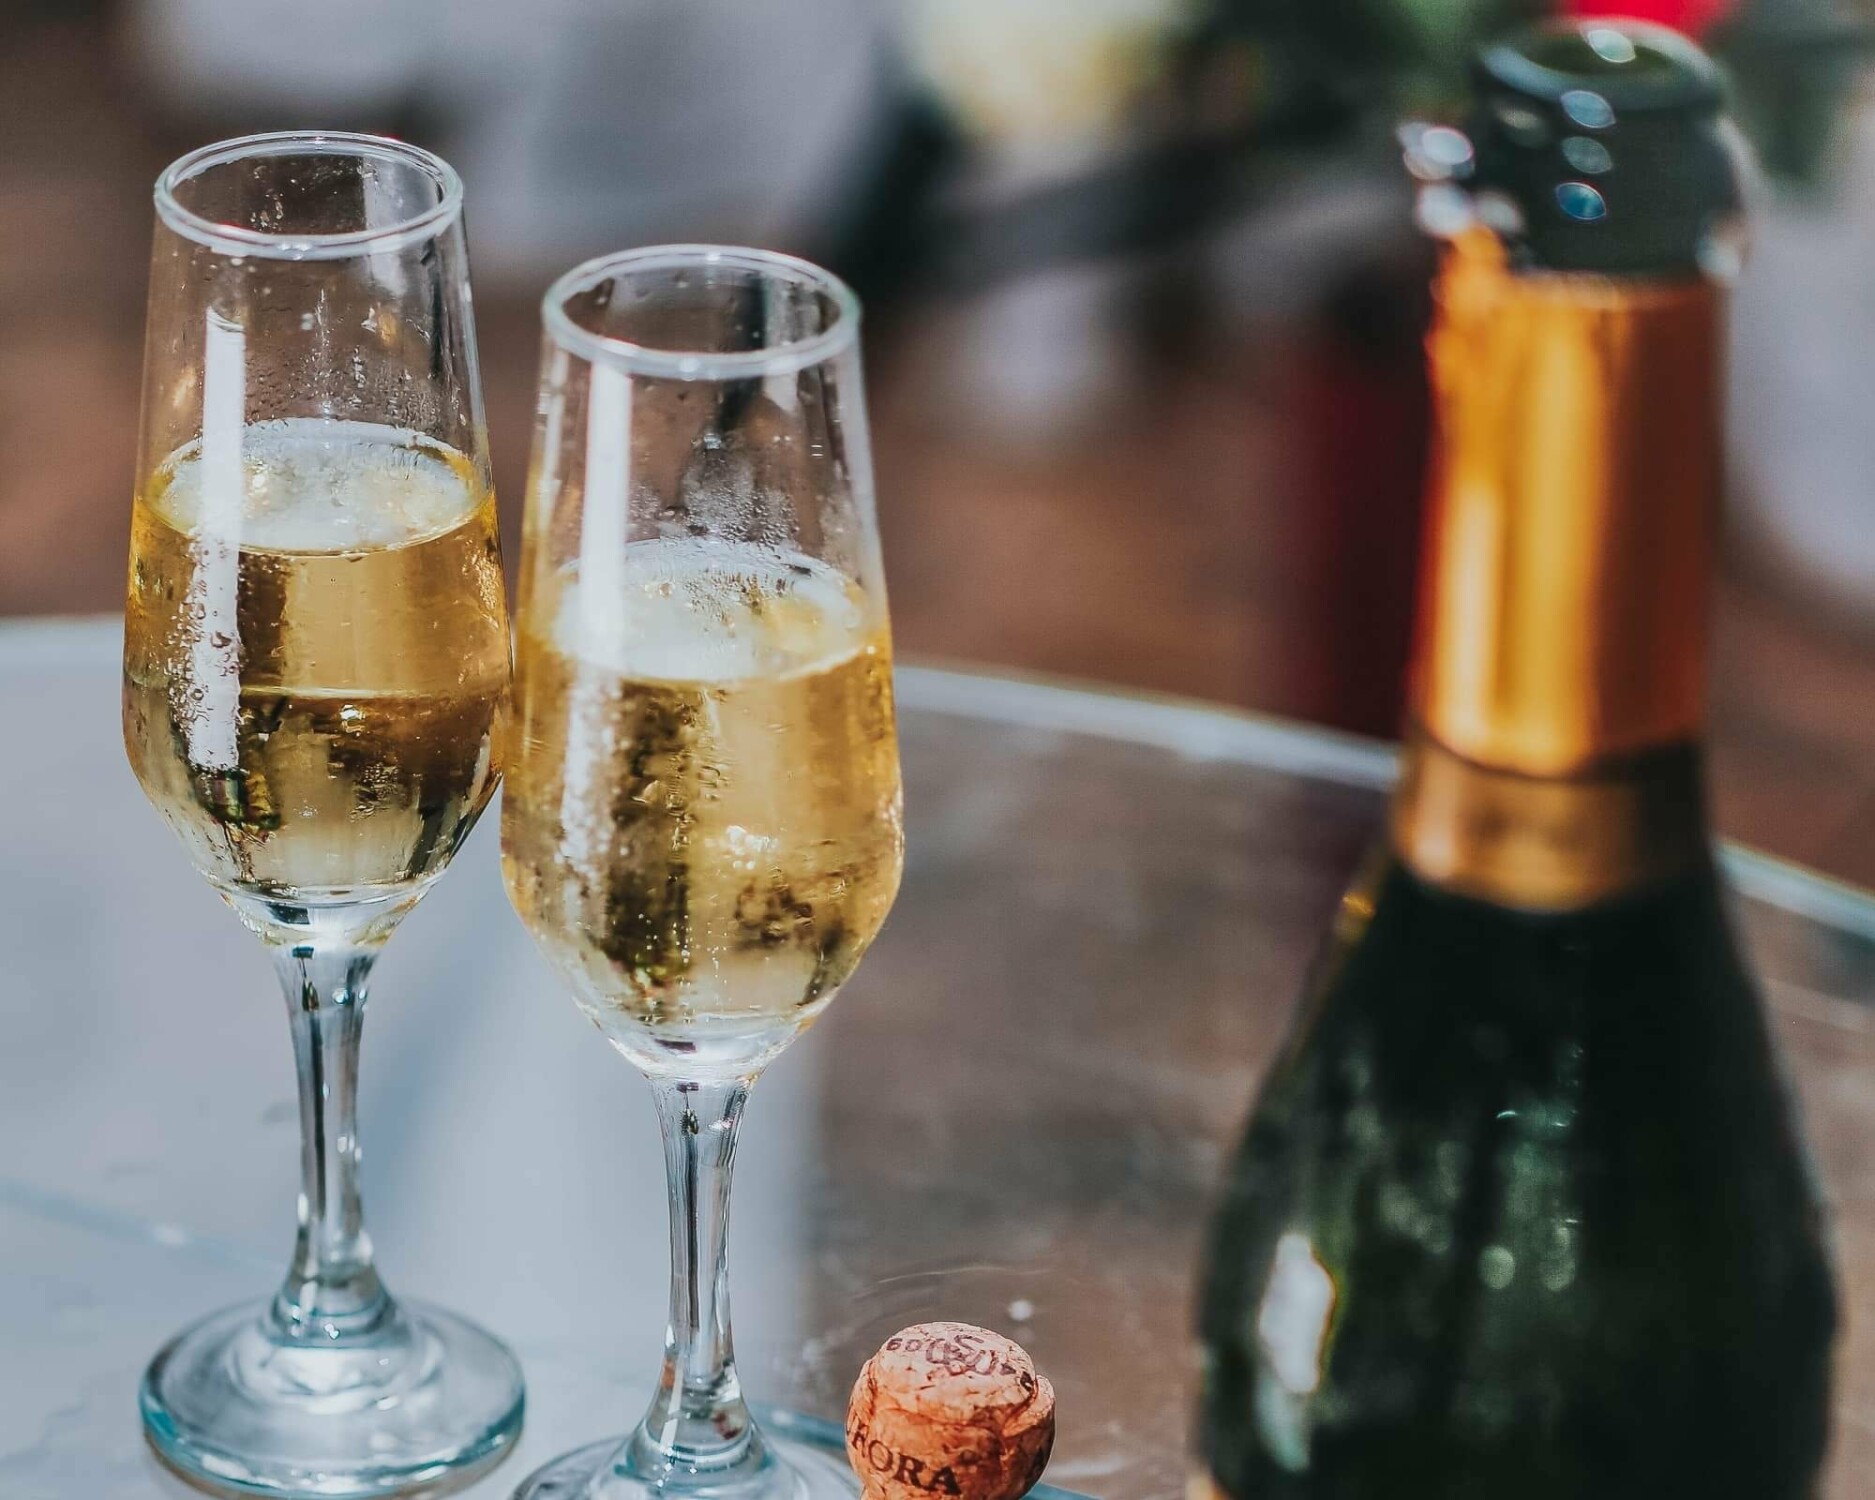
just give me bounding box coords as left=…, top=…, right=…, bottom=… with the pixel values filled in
left=1197, top=851, right=1834, bottom=1497
left=1263, top=853, right=1786, bottom=1166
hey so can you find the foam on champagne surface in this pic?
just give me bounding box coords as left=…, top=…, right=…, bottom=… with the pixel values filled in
left=550, top=537, right=870, bottom=684
left=149, top=419, right=481, bottom=554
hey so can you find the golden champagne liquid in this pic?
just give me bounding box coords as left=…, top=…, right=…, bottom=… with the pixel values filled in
left=123, top=420, right=509, bottom=900
left=501, top=539, right=902, bottom=1066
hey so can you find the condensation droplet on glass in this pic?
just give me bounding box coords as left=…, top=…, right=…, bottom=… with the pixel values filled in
left=1479, top=1245, right=1516, bottom=1289
left=299, top=312, right=316, bottom=332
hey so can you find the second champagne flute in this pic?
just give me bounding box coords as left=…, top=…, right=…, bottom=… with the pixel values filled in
left=124, top=133, right=524, bottom=1496
left=502, top=246, right=904, bottom=1499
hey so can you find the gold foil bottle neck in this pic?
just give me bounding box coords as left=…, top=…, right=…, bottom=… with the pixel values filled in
left=1396, top=230, right=1723, bottom=908
left=1393, top=732, right=1707, bottom=910
left=1408, top=229, right=1719, bottom=778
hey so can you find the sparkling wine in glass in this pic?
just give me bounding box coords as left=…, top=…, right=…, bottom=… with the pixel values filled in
left=124, top=132, right=524, bottom=1497
left=502, top=246, right=904, bottom=1499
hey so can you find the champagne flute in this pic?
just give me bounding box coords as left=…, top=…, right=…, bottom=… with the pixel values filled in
left=124, top=133, right=524, bottom=1496
left=502, top=246, right=903, bottom=1500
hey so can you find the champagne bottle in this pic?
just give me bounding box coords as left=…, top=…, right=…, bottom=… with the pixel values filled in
left=1194, top=22, right=1836, bottom=1499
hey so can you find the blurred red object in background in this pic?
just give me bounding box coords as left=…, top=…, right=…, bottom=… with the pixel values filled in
left=1283, top=266, right=1431, bottom=740
left=1562, top=0, right=1735, bottom=37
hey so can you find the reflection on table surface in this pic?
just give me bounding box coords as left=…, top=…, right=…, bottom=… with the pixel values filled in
left=1, top=619, right=1872, bottom=1500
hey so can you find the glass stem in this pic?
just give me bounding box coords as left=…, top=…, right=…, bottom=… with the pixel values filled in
left=269, top=940, right=393, bottom=1341
left=626, top=1077, right=768, bottom=1483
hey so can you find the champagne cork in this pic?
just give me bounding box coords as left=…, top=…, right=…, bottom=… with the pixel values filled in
left=847, top=1322, right=1055, bottom=1500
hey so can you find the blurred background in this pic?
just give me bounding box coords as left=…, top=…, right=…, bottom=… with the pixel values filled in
left=3, top=0, right=1873, bottom=884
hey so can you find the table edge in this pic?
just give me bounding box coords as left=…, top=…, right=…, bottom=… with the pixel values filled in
left=16, top=614, right=1875, bottom=940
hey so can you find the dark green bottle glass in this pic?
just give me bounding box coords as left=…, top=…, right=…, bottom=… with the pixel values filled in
left=1194, top=22, right=1836, bottom=1500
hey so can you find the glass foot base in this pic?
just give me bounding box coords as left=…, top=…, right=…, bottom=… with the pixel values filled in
left=511, top=1426, right=857, bottom=1500
left=141, top=1297, right=525, bottom=1498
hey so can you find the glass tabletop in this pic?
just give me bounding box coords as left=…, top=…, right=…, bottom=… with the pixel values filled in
left=1, top=618, right=1871, bottom=1500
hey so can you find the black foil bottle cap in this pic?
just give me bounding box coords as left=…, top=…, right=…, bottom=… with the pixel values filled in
left=1409, top=20, right=1748, bottom=277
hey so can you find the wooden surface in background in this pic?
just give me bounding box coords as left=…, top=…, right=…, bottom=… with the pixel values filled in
left=3, top=17, right=1870, bottom=890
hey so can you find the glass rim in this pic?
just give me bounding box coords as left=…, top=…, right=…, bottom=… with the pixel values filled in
left=542, top=244, right=862, bottom=380
left=154, top=131, right=464, bottom=260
